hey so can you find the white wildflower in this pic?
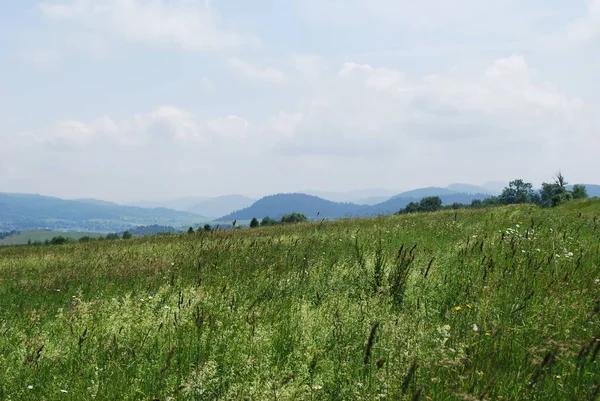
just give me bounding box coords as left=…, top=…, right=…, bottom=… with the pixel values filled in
left=312, top=385, right=323, bottom=390
left=28, top=385, right=34, bottom=390
left=472, top=324, right=479, bottom=332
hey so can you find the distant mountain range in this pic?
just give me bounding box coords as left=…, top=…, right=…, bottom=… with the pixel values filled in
left=3, top=183, right=596, bottom=233
left=218, top=190, right=492, bottom=221
left=0, top=193, right=205, bottom=232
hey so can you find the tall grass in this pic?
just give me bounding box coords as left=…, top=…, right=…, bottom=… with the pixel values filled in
left=1, top=202, right=599, bottom=400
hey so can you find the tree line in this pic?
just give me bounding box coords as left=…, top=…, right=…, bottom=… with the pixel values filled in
left=398, top=172, right=588, bottom=214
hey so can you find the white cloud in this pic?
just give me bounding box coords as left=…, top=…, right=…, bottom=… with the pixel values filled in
left=289, top=54, right=328, bottom=78
left=8, top=54, right=598, bottom=198
left=339, top=62, right=406, bottom=90
left=37, top=0, right=259, bottom=51
left=207, top=115, right=249, bottom=139
left=567, top=0, right=600, bottom=44
left=296, top=0, right=529, bottom=31
left=227, top=58, right=284, bottom=84
left=270, top=55, right=593, bottom=172
left=32, top=106, right=204, bottom=150
left=262, top=112, right=305, bottom=138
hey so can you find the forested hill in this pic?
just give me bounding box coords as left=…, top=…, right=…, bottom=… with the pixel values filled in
left=218, top=193, right=365, bottom=221
left=0, top=193, right=205, bottom=232
left=218, top=191, right=491, bottom=221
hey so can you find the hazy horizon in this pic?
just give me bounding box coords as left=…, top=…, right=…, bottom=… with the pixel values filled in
left=1, top=1, right=599, bottom=202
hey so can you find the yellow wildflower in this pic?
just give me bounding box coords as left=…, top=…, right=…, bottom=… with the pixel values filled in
left=454, top=306, right=462, bottom=311
left=466, top=304, right=472, bottom=309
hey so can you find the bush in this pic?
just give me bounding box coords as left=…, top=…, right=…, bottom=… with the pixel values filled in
left=280, top=212, right=308, bottom=224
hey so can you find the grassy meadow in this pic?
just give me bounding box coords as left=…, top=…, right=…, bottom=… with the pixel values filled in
left=1, top=200, right=599, bottom=400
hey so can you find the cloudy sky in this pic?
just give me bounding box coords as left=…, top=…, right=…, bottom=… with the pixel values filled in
left=1, top=0, right=599, bottom=202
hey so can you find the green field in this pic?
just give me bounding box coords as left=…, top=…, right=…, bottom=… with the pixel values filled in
left=1, top=201, right=599, bottom=400
left=0, top=230, right=105, bottom=246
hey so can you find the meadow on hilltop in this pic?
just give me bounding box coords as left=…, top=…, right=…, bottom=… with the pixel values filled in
left=1, top=200, right=599, bottom=400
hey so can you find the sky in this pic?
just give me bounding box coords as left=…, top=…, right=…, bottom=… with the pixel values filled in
left=0, top=0, right=599, bottom=202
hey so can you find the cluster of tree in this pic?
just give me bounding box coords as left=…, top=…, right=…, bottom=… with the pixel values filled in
left=187, top=224, right=215, bottom=234
left=26, top=231, right=135, bottom=246
left=402, top=196, right=444, bottom=214
left=127, top=225, right=178, bottom=236
left=249, top=212, right=309, bottom=228
left=493, top=173, right=587, bottom=208
left=398, top=173, right=588, bottom=215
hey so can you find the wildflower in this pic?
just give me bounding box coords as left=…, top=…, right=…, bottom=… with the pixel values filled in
left=516, top=224, right=520, bottom=228
left=140, top=299, right=145, bottom=302
left=472, top=324, right=479, bottom=332
left=163, top=306, right=170, bottom=309
left=171, top=262, right=175, bottom=266
left=148, top=296, right=153, bottom=300
left=521, top=250, right=526, bottom=253
left=485, top=332, right=491, bottom=336
left=466, top=304, right=472, bottom=309
left=312, top=385, right=323, bottom=390
left=566, top=252, right=574, bottom=258
left=455, top=306, right=462, bottom=311
left=28, top=385, right=34, bottom=390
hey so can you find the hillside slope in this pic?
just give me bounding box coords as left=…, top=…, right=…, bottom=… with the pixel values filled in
left=1, top=202, right=598, bottom=398
left=219, top=191, right=491, bottom=220
left=0, top=193, right=205, bottom=232
left=218, top=193, right=364, bottom=221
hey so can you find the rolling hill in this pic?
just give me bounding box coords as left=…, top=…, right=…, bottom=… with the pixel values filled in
left=218, top=193, right=365, bottom=221
left=0, top=193, right=206, bottom=232
left=218, top=191, right=492, bottom=221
